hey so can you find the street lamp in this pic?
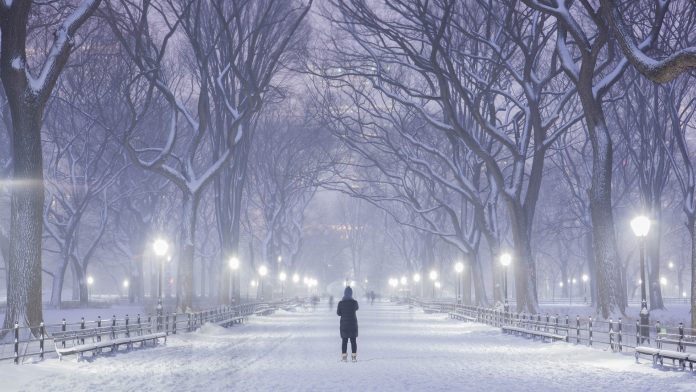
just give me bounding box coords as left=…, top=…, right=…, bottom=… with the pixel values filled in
left=292, top=273, right=300, bottom=285
left=413, top=273, right=422, bottom=297
left=152, top=238, right=168, bottom=324
left=249, top=279, right=257, bottom=301
left=429, top=270, right=438, bottom=298
left=582, top=274, right=589, bottom=303
left=279, top=272, right=287, bottom=298
left=87, top=276, right=94, bottom=302
left=122, top=279, right=129, bottom=298
left=570, top=278, right=577, bottom=305
left=258, top=265, right=268, bottom=300
left=454, top=261, right=464, bottom=303
left=229, top=257, right=240, bottom=304
left=631, top=214, right=651, bottom=343
left=500, top=253, right=512, bottom=313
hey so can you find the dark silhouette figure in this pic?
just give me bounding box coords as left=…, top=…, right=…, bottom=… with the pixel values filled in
left=337, top=286, right=359, bottom=362
left=370, top=290, right=376, bottom=305
left=329, top=295, right=334, bottom=310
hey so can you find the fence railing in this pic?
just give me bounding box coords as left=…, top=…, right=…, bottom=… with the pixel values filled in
left=409, top=298, right=696, bottom=356
left=0, top=298, right=301, bottom=365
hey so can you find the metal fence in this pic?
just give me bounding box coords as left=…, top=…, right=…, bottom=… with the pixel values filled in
left=0, top=298, right=300, bottom=365
left=410, top=298, right=696, bottom=358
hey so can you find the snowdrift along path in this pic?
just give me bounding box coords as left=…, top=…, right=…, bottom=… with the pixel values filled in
left=4, top=302, right=695, bottom=391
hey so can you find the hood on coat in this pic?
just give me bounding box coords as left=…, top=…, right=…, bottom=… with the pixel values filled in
left=343, top=286, right=353, bottom=299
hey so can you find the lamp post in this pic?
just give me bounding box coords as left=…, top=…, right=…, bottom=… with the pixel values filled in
left=434, top=281, right=441, bottom=298
left=500, top=253, right=512, bottom=313
left=258, top=265, right=268, bottom=300
left=400, top=276, right=408, bottom=297
left=123, top=279, right=129, bottom=299
left=429, top=270, right=438, bottom=298
left=570, top=278, right=577, bottom=305
left=229, top=256, right=240, bottom=304
left=631, top=215, right=651, bottom=343
left=454, top=262, right=464, bottom=303
left=413, top=273, right=421, bottom=298
left=249, top=280, right=257, bottom=301
left=279, top=272, right=287, bottom=298
left=152, top=238, right=169, bottom=324
left=582, top=274, right=589, bottom=303
left=87, top=276, right=94, bottom=303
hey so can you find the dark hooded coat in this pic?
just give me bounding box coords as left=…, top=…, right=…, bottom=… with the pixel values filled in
left=337, top=287, right=359, bottom=338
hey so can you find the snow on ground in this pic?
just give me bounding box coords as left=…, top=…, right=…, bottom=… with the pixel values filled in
left=2, top=302, right=694, bottom=391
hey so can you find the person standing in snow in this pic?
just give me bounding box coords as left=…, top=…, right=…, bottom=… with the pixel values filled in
left=337, top=286, right=359, bottom=362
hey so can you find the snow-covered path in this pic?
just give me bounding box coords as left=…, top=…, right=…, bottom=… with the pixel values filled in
left=5, top=302, right=695, bottom=391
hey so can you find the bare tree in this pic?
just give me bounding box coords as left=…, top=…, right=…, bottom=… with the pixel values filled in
left=105, top=0, right=312, bottom=311
left=600, top=0, right=696, bottom=83
left=0, top=0, right=101, bottom=329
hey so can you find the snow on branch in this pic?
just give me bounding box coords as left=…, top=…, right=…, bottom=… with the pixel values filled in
left=601, top=0, right=696, bottom=83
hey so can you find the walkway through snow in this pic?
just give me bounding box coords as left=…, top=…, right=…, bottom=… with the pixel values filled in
left=4, top=302, right=695, bottom=391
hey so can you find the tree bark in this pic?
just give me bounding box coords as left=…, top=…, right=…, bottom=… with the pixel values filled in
left=583, top=104, right=627, bottom=317
left=177, top=193, right=199, bottom=312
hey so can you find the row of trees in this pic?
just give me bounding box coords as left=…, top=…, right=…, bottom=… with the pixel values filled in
left=310, top=0, right=696, bottom=322
left=1, top=0, right=696, bottom=331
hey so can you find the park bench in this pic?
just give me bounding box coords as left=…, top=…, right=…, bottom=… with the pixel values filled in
left=215, top=311, right=246, bottom=328
left=449, top=311, right=476, bottom=322
left=634, top=346, right=696, bottom=370
left=53, top=317, right=166, bottom=361
left=253, top=306, right=276, bottom=316
left=501, top=325, right=568, bottom=342
left=423, top=305, right=442, bottom=314
left=633, top=333, right=696, bottom=370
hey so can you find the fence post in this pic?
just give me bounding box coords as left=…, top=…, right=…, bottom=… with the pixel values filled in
left=147, top=314, right=152, bottom=334
left=165, top=313, right=170, bottom=335
left=173, top=313, right=177, bottom=335
left=61, top=319, right=66, bottom=348
left=588, top=316, right=593, bottom=347
left=656, top=321, right=661, bottom=349
left=125, top=314, right=130, bottom=338
left=565, top=315, right=569, bottom=339
left=39, top=321, right=45, bottom=360
left=112, top=315, right=117, bottom=340
left=679, top=322, right=685, bottom=352
left=188, top=313, right=192, bottom=332
left=555, top=314, right=559, bottom=334
left=137, top=314, right=141, bottom=336
left=618, top=318, right=623, bottom=352
left=576, top=315, right=580, bottom=344
left=609, top=318, right=614, bottom=351
left=97, top=316, right=102, bottom=345
left=80, top=317, right=85, bottom=344
left=14, top=321, right=19, bottom=365
left=537, top=314, right=541, bottom=331
left=635, top=319, right=640, bottom=346
left=545, top=314, right=549, bottom=332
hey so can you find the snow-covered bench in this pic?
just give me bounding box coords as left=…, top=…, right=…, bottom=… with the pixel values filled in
left=216, top=315, right=246, bottom=328
left=501, top=325, right=568, bottom=342
left=635, top=346, right=696, bottom=370
left=253, top=306, right=275, bottom=316
left=423, top=305, right=442, bottom=314
left=53, top=318, right=166, bottom=361
left=449, top=311, right=476, bottom=322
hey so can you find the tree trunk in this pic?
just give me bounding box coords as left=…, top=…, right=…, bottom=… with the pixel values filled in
left=585, top=232, right=597, bottom=305
left=587, top=122, right=626, bottom=318
left=49, top=256, right=70, bottom=308
left=2, top=102, right=45, bottom=329
left=690, top=217, right=696, bottom=329
left=509, top=203, right=538, bottom=313
left=471, top=254, right=488, bottom=306
left=177, top=193, right=199, bottom=312
left=648, top=206, right=664, bottom=309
